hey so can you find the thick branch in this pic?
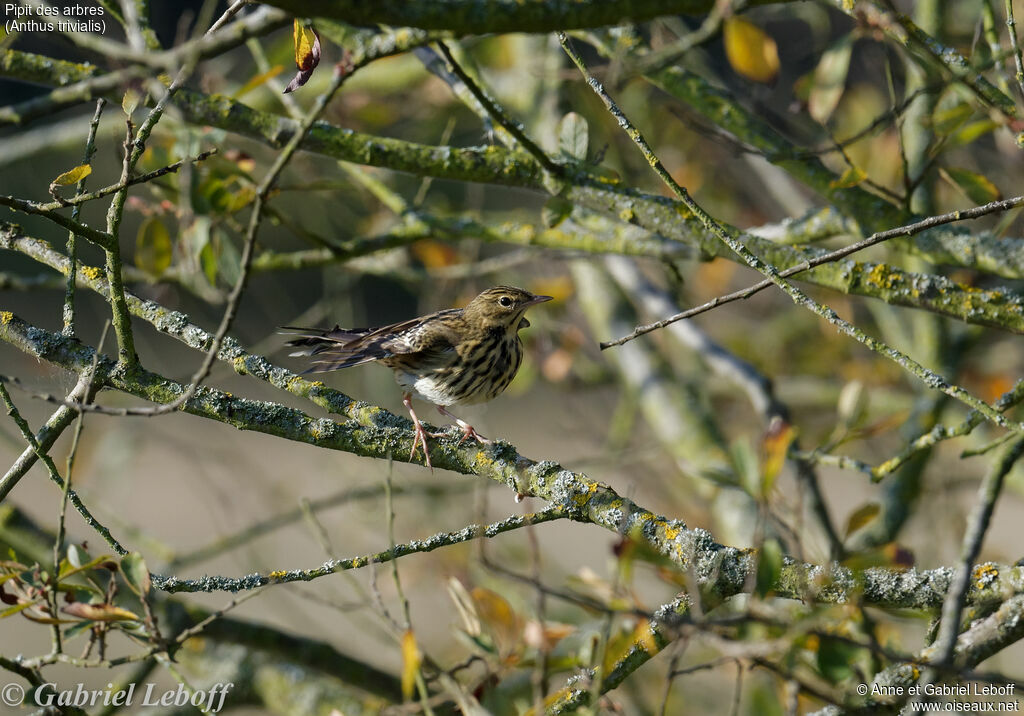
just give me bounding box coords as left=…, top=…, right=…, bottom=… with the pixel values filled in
left=3, top=312, right=1024, bottom=612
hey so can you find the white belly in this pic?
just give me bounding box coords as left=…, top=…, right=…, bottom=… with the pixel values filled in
left=396, top=371, right=461, bottom=407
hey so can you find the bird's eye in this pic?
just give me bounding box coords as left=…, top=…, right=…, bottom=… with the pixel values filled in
left=498, top=296, right=513, bottom=308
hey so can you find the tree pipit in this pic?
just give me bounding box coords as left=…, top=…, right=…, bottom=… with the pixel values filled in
left=285, top=286, right=552, bottom=468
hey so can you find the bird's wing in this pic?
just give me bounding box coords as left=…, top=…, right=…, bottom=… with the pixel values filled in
left=284, top=309, right=461, bottom=372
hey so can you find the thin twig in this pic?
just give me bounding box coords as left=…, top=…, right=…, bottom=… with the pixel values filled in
left=559, top=33, right=1020, bottom=434
left=602, top=194, right=1024, bottom=349
left=913, top=436, right=1024, bottom=701
left=46, top=149, right=217, bottom=209
left=63, top=98, right=105, bottom=337
left=89, top=62, right=351, bottom=416
left=435, top=40, right=562, bottom=177
left=0, top=380, right=127, bottom=555
left=1006, top=0, right=1024, bottom=100
left=152, top=508, right=566, bottom=593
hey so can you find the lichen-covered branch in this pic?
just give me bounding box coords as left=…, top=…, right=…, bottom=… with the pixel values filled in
left=155, top=509, right=564, bottom=593
left=5, top=47, right=1024, bottom=292
left=3, top=313, right=1023, bottom=613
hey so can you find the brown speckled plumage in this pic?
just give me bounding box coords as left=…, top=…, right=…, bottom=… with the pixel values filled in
left=284, top=286, right=551, bottom=468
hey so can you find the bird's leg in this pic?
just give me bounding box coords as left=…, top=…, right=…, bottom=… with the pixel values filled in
left=403, top=393, right=433, bottom=469
left=437, top=405, right=491, bottom=444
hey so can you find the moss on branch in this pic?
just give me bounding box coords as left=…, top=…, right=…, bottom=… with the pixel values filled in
left=3, top=312, right=1023, bottom=612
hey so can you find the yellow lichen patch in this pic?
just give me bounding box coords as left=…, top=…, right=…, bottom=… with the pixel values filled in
left=663, top=522, right=682, bottom=541
left=865, top=263, right=900, bottom=290
left=674, top=203, right=694, bottom=220
left=268, top=570, right=288, bottom=580
left=618, top=207, right=635, bottom=223
left=910, top=664, right=921, bottom=680
left=973, top=563, right=999, bottom=589
left=572, top=482, right=598, bottom=509
left=232, top=356, right=247, bottom=373
left=0, top=311, right=12, bottom=325
left=473, top=451, right=495, bottom=470
left=81, top=265, right=103, bottom=281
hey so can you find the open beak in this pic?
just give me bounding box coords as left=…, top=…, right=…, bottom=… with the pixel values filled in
left=525, top=294, right=553, bottom=307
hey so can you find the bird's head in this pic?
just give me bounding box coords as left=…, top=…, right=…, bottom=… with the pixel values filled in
left=463, top=286, right=552, bottom=331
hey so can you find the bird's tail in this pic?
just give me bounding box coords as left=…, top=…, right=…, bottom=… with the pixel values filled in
left=279, top=325, right=381, bottom=371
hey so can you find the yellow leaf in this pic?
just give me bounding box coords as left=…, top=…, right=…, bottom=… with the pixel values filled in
left=411, top=240, right=458, bottom=268
left=62, top=602, right=141, bottom=622
left=285, top=20, right=322, bottom=93
left=529, top=276, right=574, bottom=304
left=760, top=418, right=796, bottom=496
left=844, top=502, right=880, bottom=537
left=829, top=165, right=867, bottom=189
left=471, top=587, right=522, bottom=658
left=400, top=629, right=421, bottom=701
left=294, top=20, right=317, bottom=68
left=233, top=65, right=285, bottom=99
left=51, top=164, right=91, bottom=187
left=724, top=17, right=780, bottom=84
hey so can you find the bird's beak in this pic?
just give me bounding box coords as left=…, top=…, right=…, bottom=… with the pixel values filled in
left=525, top=294, right=553, bottom=307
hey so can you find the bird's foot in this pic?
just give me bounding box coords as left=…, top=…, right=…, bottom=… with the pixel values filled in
left=404, top=393, right=434, bottom=471
left=437, top=405, right=490, bottom=444
left=457, top=422, right=491, bottom=445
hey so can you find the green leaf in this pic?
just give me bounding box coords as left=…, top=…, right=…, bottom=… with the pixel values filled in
left=63, top=620, right=94, bottom=639
left=829, top=165, right=866, bottom=189
left=558, top=112, right=589, bottom=160
left=942, top=167, right=1001, bottom=205
left=817, top=636, right=858, bottom=683
left=51, top=164, right=92, bottom=187
left=66, top=543, right=84, bottom=569
left=135, top=217, right=173, bottom=277
left=122, top=88, right=141, bottom=117
left=809, top=36, right=853, bottom=123
left=541, top=196, right=573, bottom=228
left=184, top=216, right=211, bottom=259
left=836, top=380, right=868, bottom=430
left=214, top=230, right=241, bottom=286
left=120, top=552, right=151, bottom=597
left=200, top=242, right=218, bottom=286
left=1, top=600, right=38, bottom=619
left=59, top=554, right=116, bottom=582
left=931, top=102, right=974, bottom=135
left=755, top=538, right=783, bottom=598
left=949, top=119, right=998, bottom=147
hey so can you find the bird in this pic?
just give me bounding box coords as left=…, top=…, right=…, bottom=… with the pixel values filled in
left=283, top=286, right=552, bottom=469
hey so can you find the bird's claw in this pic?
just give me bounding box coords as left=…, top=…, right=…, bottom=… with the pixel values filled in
left=457, top=423, right=491, bottom=445
left=409, top=419, right=433, bottom=470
